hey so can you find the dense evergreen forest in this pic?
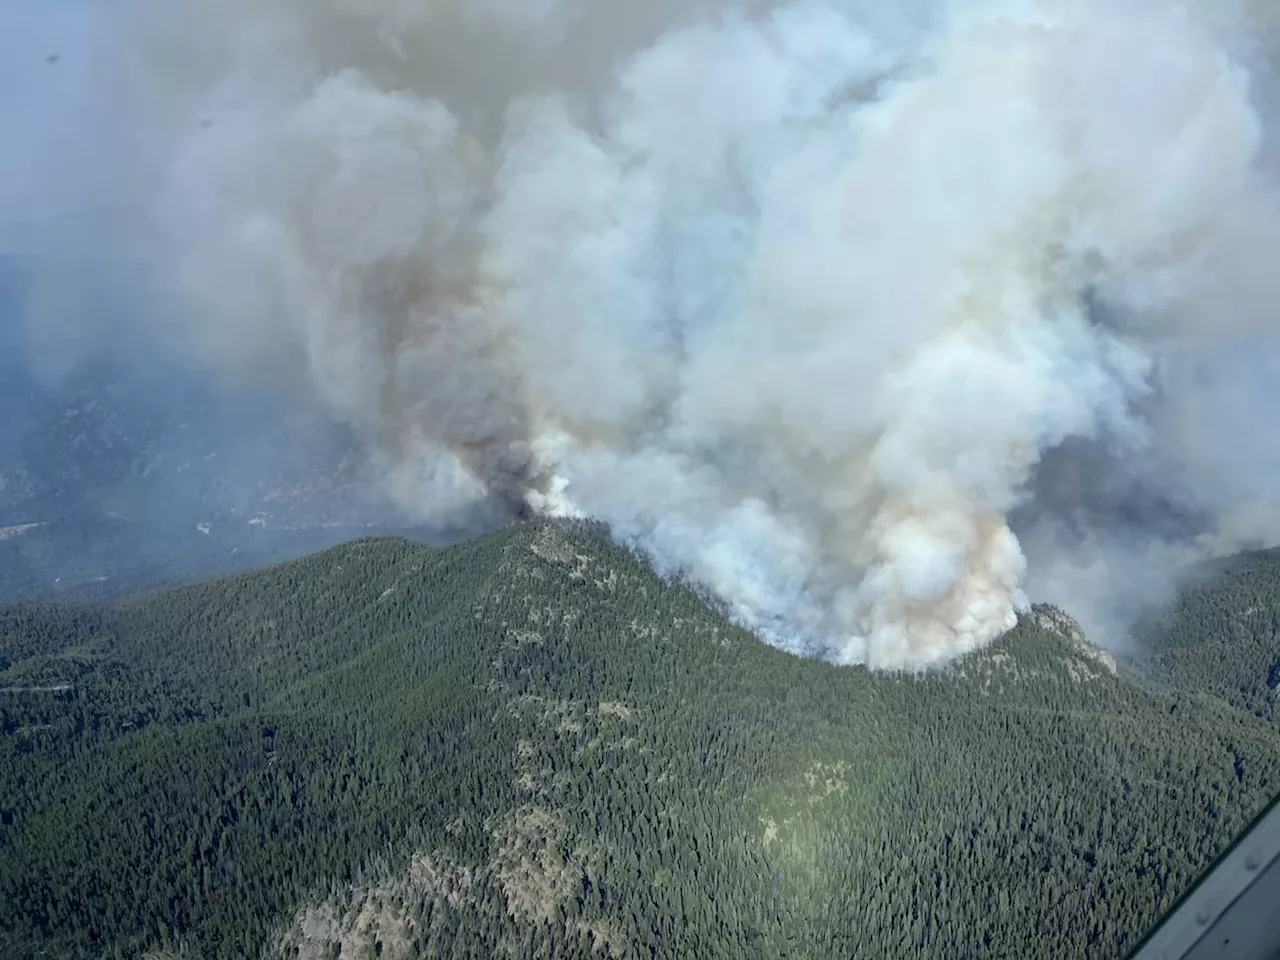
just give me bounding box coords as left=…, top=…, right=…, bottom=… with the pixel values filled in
left=2, top=518, right=1279, bottom=959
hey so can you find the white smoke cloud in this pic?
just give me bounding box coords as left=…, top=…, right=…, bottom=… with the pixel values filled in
left=79, top=0, right=1280, bottom=667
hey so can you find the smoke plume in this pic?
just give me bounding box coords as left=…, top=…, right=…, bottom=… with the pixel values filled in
left=54, top=0, right=1280, bottom=667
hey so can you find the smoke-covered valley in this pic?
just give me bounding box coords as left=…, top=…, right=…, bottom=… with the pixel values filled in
left=0, top=254, right=488, bottom=597
left=5, top=0, right=1280, bottom=666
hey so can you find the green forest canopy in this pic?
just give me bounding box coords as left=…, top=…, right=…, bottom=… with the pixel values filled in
left=2, top=518, right=1279, bottom=959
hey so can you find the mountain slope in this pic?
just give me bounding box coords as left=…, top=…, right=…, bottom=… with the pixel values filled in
left=1132, top=547, right=1280, bottom=730
left=2, top=519, right=1278, bottom=959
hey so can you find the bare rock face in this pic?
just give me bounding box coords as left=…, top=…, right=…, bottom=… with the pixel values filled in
left=949, top=602, right=1119, bottom=693
left=1026, top=605, right=1119, bottom=678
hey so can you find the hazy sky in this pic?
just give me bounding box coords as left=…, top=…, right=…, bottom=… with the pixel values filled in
left=0, top=0, right=107, bottom=259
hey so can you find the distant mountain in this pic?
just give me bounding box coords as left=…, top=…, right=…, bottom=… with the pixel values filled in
left=0, top=512, right=456, bottom=603
left=2, top=519, right=1278, bottom=959
left=0, top=266, right=476, bottom=600
left=0, top=358, right=389, bottom=531
left=1129, top=546, right=1280, bottom=731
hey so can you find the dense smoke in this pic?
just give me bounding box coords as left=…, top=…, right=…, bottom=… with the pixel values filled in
left=41, top=0, right=1280, bottom=666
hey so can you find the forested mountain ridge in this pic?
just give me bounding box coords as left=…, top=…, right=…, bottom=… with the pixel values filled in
left=1131, top=546, right=1280, bottom=731
left=2, top=519, right=1278, bottom=959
